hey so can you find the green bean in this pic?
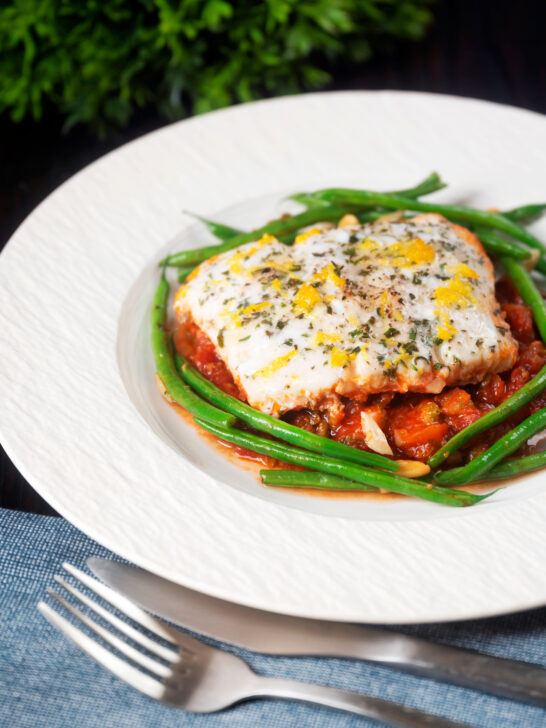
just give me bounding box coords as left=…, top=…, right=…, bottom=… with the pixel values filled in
left=435, top=408, right=546, bottom=485
left=358, top=210, right=386, bottom=223
left=504, top=203, right=546, bottom=225
left=173, top=350, right=398, bottom=470
left=307, top=189, right=546, bottom=255
left=177, top=265, right=196, bottom=283
left=467, top=227, right=546, bottom=275
left=476, top=228, right=546, bottom=275
left=475, top=229, right=532, bottom=261
left=500, top=257, right=546, bottom=342
left=435, top=451, right=546, bottom=483
left=151, top=273, right=236, bottom=428
left=428, top=365, right=546, bottom=468
left=260, top=470, right=377, bottom=491
left=186, top=212, right=294, bottom=247
left=357, top=210, right=413, bottom=223
left=185, top=213, right=244, bottom=241
left=195, top=418, right=489, bottom=507
left=289, top=193, right=332, bottom=209
left=289, top=172, right=446, bottom=209
left=450, top=224, right=546, bottom=274
left=393, top=171, right=447, bottom=198
left=293, top=193, right=542, bottom=225
left=161, top=205, right=354, bottom=267
left=285, top=206, right=403, bottom=225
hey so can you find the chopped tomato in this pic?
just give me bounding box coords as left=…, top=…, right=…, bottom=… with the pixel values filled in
left=335, top=403, right=371, bottom=439
left=418, top=400, right=443, bottom=424
left=516, top=340, right=546, bottom=375
left=443, top=409, right=482, bottom=435
left=392, top=423, right=449, bottom=461
left=388, top=399, right=448, bottom=460
left=501, top=303, right=535, bottom=344
left=436, top=386, right=482, bottom=435
left=388, top=399, right=442, bottom=428
left=393, top=423, right=449, bottom=448
left=436, top=388, right=472, bottom=415
left=506, top=366, right=531, bottom=397
left=495, top=276, right=523, bottom=304
left=476, top=375, right=506, bottom=407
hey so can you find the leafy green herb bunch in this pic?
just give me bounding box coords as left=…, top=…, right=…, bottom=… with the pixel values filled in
left=1, top=0, right=433, bottom=135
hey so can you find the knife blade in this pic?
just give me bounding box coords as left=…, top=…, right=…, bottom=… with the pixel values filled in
left=88, top=557, right=546, bottom=707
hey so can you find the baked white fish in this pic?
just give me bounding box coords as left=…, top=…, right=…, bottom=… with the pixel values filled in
left=175, top=214, right=517, bottom=416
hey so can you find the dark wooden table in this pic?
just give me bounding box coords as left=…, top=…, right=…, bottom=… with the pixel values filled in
left=1, top=0, right=545, bottom=515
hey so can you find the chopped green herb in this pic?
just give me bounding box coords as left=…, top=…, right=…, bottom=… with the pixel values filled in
left=384, top=327, right=400, bottom=338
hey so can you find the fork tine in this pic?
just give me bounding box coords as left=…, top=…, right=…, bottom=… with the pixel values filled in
left=47, top=589, right=172, bottom=679
left=62, top=563, right=179, bottom=645
left=38, top=602, right=165, bottom=700
left=54, top=575, right=178, bottom=663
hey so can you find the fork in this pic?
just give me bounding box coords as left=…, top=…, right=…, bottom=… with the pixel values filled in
left=38, top=564, right=473, bottom=728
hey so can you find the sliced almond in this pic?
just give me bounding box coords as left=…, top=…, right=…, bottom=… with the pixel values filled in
left=360, top=412, right=393, bottom=456
left=155, top=373, right=174, bottom=404
left=522, top=248, right=540, bottom=272
left=374, top=210, right=405, bottom=223
left=395, top=459, right=431, bottom=478
left=338, top=213, right=359, bottom=228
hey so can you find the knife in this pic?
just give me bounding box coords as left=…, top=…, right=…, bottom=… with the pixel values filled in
left=88, top=557, right=546, bottom=707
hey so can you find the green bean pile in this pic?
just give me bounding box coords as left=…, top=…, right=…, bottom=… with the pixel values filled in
left=152, top=173, right=546, bottom=506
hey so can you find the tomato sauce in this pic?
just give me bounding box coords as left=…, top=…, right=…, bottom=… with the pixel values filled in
left=174, top=322, right=245, bottom=400
left=173, top=277, right=546, bottom=471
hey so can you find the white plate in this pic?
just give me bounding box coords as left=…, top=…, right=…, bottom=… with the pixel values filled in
left=1, top=91, right=546, bottom=623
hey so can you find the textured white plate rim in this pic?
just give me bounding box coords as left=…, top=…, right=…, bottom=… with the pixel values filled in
left=4, top=410, right=546, bottom=625
left=1, top=90, right=545, bottom=623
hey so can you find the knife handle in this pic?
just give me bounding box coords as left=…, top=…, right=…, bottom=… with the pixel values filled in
left=348, top=633, right=546, bottom=707
left=403, top=643, right=546, bottom=707
left=293, top=624, right=546, bottom=706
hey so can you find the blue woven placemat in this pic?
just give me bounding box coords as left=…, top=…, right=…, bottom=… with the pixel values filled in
left=1, top=507, right=545, bottom=728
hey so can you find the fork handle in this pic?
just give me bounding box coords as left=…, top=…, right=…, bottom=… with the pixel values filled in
left=251, top=676, right=473, bottom=728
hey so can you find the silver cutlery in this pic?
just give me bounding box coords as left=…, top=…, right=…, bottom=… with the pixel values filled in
left=89, top=557, right=546, bottom=707
left=39, top=564, right=472, bottom=728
